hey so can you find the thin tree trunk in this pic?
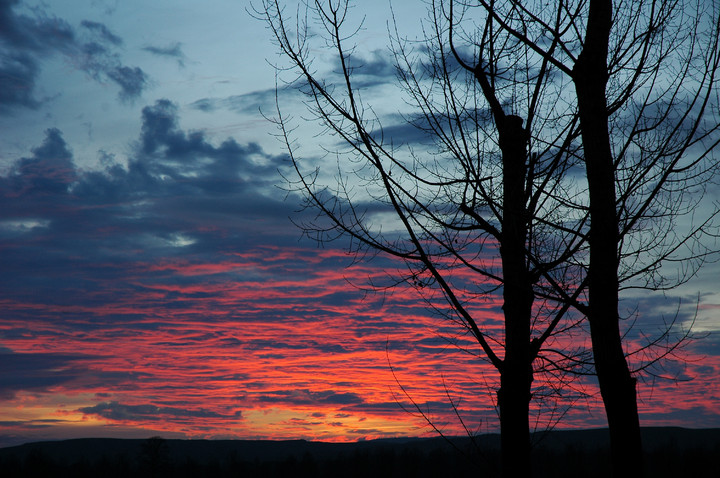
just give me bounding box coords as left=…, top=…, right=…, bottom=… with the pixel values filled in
left=573, top=2, right=643, bottom=477
left=497, top=115, right=534, bottom=478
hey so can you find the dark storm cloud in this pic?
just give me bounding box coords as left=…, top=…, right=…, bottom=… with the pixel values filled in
left=78, top=401, right=240, bottom=421
left=0, top=0, right=147, bottom=109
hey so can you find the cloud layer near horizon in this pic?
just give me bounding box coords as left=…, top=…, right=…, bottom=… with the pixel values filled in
left=1, top=96, right=718, bottom=448
left=0, top=98, right=506, bottom=446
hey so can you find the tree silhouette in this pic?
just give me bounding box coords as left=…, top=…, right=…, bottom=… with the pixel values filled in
left=139, top=436, right=170, bottom=478
left=465, top=1, right=720, bottom=476
left=255, top=1, right=592, bottom=476
left=254, top=1, right=719, bottom=477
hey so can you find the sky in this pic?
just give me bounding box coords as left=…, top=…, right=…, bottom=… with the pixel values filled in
left=1, top=0, right=719, bottom=448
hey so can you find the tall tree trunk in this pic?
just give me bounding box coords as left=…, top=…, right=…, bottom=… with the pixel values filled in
left=497, top=115, right=534, bottom=478
left=573, top=2, right=643, bottom=477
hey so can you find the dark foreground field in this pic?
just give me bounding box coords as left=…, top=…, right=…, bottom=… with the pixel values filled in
left=1, top=427, right=718, bottom=477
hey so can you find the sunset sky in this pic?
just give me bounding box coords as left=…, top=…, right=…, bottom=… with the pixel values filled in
left=1, top=0, right=719, bottom=448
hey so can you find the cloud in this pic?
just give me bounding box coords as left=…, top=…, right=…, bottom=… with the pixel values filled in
left=0, top=52, right=42, bottom=109
left=0, top=348, right=139, bottom=400
left=0, top=98, right=303, bottom=324
left=188, top=84, right=299, bottom=115
left=7, top=127, right=76, bottom=194
left=129, top=99, right=287, bottom=210
left=0, top=419, right=60, bottom=430
left=1, top=97, right=288, bottom=232
left=0, top=1, right=147, bottom=109
left=0, top=349, right=80, bottom=399
left=78, top=401, right=240, bottom=421
left=108, top=66, right=147, bottom=101
left=0, top=1, right=75, bottom=110
left=80, top=20, right=122, bottom=45
left=0, top=127, right=77, bottom=230
left=373, top=115, right=437, bottom=147
left=256, top=390, right=364, bottom=406
left=143, top=42, right=185, bottom=66
left=0, top=0, right=75, bottom=53
left=343, top=50, right=398, bottom=88
left=639, top=405, right=720, bottom=428
left=190, top=97, right=215, bottom=112
left=74, top=19, right=148, bottom=102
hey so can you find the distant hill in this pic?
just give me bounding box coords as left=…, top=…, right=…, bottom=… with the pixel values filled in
left=1, top=427, right=718, bottom=478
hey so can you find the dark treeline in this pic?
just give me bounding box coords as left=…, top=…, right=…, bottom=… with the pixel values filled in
left=1, top=428, right=719, bottom=478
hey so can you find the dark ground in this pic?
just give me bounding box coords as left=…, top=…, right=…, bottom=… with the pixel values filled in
left=1, top=427, right=718, bottom=477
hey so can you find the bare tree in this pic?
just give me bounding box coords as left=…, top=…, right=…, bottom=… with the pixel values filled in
left=463, top=1, right=720, bottom=476
left=254, top=1, right=592, bottom=476
left=255, top=0, right=719, bottom=476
